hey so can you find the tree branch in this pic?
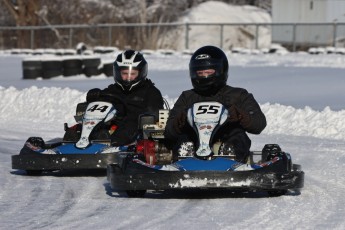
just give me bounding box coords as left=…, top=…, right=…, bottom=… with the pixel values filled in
left=1, top=0, right=19, bottom=21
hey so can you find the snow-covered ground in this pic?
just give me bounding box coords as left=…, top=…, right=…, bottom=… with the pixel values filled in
left=1, top=51, right=345, bottom=230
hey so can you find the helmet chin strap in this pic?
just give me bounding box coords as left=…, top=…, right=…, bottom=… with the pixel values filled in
left=116, top=80, right=142, bottom=91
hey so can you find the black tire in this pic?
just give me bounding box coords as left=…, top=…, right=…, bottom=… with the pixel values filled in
left=26, top=137, right=45, bottom=148
left=42, top=60, right=63, bottom=79
left=262, top=144, right=282, bottom=161
left=126, top=190, right=146, bottom=198
left=103, top=62, right=113, bottom=77
left=82, top=57, right=101, bottom=67
left=63, top=59, right=83, bottom=77
left=22, top=60, right=42, bottom=79
left=82, top=57, right=101, bottom=77
left=84, top=67, right=101, bottom=77
left=293, top=164, right=301, bottom=171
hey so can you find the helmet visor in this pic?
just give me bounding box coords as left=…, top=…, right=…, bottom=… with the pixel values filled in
left=190, top=61, right=223, bottom=80
left=119, top=67, right=139, bottom=83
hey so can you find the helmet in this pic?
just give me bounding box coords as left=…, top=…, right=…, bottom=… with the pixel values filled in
left=189, top=46, right=228, bottom=93
left=113, top=50, right=148, bottom=91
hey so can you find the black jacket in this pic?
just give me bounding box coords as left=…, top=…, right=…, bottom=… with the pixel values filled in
left=90, top=79, right=164, bottom=145
left=164, top=85, right=266, bottom=141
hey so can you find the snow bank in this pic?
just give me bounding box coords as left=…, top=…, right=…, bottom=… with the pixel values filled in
left=160, top=1, right=271, bottom=50
left=261, top=103, right=345, bottom=140
left=0, top=86, right=85, bottom=125
left=1, top=86, right=344, bottom=141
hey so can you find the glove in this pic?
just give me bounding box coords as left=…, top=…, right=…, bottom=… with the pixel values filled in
left=228, top=105, right=251, bottom=129
left=86, top=88, right=101, bottom=102
left=173, top=111, right=187, bottom=134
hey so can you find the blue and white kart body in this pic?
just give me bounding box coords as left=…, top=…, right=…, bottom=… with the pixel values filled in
left=107, top=102, right=304, bottom=197
left=12, top=101, right=129, bottom=175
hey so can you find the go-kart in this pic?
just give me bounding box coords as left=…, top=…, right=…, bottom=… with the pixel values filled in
left=11, top=95, right=132, bottom=175
left=107, top=101, right=304, bottom=197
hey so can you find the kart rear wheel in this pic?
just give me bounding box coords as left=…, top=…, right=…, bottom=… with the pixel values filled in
left=126, top=190, right=146, bottom=198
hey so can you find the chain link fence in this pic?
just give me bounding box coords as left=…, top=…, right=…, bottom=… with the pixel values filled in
left=1, top=22, right=345, bottom=52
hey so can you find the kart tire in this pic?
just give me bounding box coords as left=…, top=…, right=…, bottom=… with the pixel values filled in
left=126, top=190, right=146, bottom=198
left=26, top=137, right=45, bottom=148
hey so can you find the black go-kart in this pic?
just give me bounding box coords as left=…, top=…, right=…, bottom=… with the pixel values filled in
left=107, top=101, right=304, bottom=197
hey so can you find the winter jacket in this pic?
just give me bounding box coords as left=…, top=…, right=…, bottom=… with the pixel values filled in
left=164, top=85, right=266, bottom=142
left=89, top=79, right=164, bottom=146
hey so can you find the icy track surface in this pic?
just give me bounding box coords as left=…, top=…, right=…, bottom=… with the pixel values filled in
left=1, top=52, right=345, bottom=229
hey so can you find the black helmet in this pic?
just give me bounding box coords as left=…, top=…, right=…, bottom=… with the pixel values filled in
left=113, top=50, right=148, bottom=91
left=189, top=46, right=229, bottom=93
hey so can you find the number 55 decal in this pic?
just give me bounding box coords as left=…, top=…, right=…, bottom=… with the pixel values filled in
left=196, top=104, right=220, bottom=115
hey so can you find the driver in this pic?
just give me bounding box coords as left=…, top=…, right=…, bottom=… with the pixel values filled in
left=84, top=50, right=164, bottom=146
left=164, top=45, right=266, bottom=163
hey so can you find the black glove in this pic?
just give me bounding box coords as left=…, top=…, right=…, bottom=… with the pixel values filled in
left=228, top=105, right=251, bottom=129
left=173, top=111, right=187, bottom=134
left=86, top=88, right=101, bottom=102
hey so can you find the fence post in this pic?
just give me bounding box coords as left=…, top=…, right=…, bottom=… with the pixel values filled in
left=255, top=24, right=259, bottom=49
left=333, top=22, right=337, bottom=47
left=292, top=23, right=297, bottom=52
left=30, top=29, right=34, bottom=49
left=69, top=27, right=73, bottom=48
left=185, top=23, right=189, bottom=50
left=220, top=24, right=224, bottom=49
left=108, top=26, right=112, bottom=46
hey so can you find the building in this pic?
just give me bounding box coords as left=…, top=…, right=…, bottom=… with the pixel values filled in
left=272, top=0, right=345, bottom=48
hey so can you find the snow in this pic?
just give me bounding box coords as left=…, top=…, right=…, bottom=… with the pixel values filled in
left=1, top=51, right=345, bottom=230
left=161, top=1, right=272, bottom=50
left=1, top=2, right=345, bottom=230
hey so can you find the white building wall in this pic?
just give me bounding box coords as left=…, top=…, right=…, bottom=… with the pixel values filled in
left=272, top=0, right=345, bottom=46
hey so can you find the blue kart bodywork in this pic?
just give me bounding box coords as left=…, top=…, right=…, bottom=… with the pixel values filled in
left=12, top=137, right=129, bottom=174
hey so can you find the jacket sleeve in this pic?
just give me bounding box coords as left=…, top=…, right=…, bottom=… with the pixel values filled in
left=145, top=86, right=164, bottom=115
left=237, top=90, right=266, bottom=134
left=164, top=92, right=189, bottom=139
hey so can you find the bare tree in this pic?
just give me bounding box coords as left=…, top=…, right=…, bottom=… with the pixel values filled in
left=2, top=0, right=40, bottom=47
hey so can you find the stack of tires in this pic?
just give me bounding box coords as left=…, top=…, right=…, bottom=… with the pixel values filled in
left=82, top=56, right=102, bottom=77
left=102, top=60, right=114, bottom=77
left=22, top=58, right=42, bottom=79
left=22, top=55, right=111, bottom=79
left=41, top=57, right=63, bottom=79
left=63, top=57, right=83, bottom=77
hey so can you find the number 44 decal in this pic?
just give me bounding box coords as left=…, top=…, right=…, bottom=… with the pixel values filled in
left=87, top=104, right=109, bottom=113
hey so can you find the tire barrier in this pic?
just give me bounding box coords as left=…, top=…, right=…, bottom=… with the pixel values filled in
left=22, top=56, right=105, bottom=79
left=82, top=57, right=101, bottom=77
left=22, top=59, right=42, bottom=79
left=42, top=59, right=63, bottom=79
left=103, top=61, right=114, bottom=77
left=63, top=58, right=83, bottom=77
